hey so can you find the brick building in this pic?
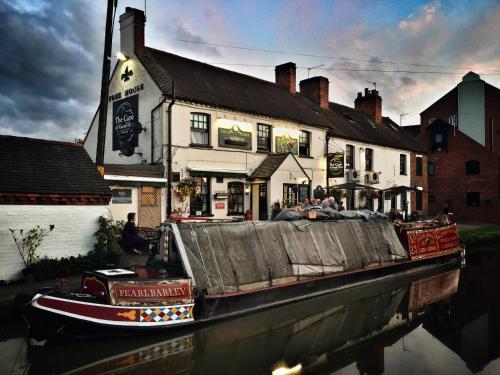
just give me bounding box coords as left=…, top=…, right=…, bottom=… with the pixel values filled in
left=415, top=72, right=500, bottom=222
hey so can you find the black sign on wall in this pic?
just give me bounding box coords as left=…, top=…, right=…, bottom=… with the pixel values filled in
left=112, top=95, right=141, bottom=156
left=327, top=152, right=345, bottom=178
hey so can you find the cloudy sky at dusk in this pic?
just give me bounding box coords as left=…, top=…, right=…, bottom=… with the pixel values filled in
left=1, top=0, right=499, bottom=141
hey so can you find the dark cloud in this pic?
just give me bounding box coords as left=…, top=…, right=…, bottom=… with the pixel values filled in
left=169, top=19, right=221, bottom=57
left=400, top=76, right=416, bottom=86
left=0, top=0, right=104, bottom=139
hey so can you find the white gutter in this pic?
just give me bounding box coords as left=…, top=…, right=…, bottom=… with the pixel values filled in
left=104, top=175, right=167, bottom=183
left=188, top=167, right=248, bottom=174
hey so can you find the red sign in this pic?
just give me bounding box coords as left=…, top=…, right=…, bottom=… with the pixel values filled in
left=109, top=280, right=192, bottom=306
left=404, top=224, right=459, bottom=259
left=215, top=202, right=225, bottom=209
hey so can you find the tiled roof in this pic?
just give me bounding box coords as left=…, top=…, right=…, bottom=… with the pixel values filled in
left=250, top=153, right=290, bottom=179
left=401, top=125, right=421, bottom=138
left=137, top=47, right=426, bottom=153
left=0, top=136, right=111, bottom=197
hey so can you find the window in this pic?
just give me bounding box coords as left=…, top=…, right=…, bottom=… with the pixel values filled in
left=346, top=145, right=355, bottom=169
left=190, top=113, right=210, bottom=146
left=283, top=184, right=299, bottom=207
left=416, top=190, right=423, bottom=211
left=257, top=124, right=272, bottom=152
left=400, top=154, right=407, bottom=175
left=435, top=133, right=443, bottom=143
left=416, top=157, right=423, bottom=176
left=365, top=148, right=373, bottom=171
left=466, top=192, right=480, bottom=207
left=112, top=189, right=132, bottom=204
left=190, top=177, right=210, bottom=215
left=299, top=130, right=310, bottom=157
left=428, top=162, right=436, bottom=176
left=432, top=131, right=447, bottom=152
left=227, top=182, right=244, bottom=215
left=465, top=160, right=480, bottom=175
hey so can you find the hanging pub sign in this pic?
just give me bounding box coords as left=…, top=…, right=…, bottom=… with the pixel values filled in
left=218, top=125, right=252, bottom=150
left=112, top=95, right=142, bottom=156
left=327, top=152, right=345, bottom=178
left=275, top=135, right=298, bottom=154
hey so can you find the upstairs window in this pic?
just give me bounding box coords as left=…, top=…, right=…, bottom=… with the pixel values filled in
left=365, top=148, right=373, bottom=171
left=432, top=131, right=447, bottom=152
left=227, top=182, right=244, bottom=215
left=428, top=162, right=436, bottom=176
left=346, top=145, right=355, bottom=169
left=400, top=154, right=407, bottom=175
left=190, top=113, right=210, bottom=146
left=466, top=192, right=480, bottom=207
left=299, top=130, right=310, bottom=157
left=416, top=157, right=423, bottom=176
left=465, top=160, right=480, bottom=175
left=257, top=124, right=272, bottom=152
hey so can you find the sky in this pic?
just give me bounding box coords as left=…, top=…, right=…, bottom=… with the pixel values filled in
left=1, top=0, right=499, bottom=141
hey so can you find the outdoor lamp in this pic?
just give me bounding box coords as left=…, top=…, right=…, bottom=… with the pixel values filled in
left=117, top=51, right=128, bottom=61
left=244, top=184, right=250, bottom=195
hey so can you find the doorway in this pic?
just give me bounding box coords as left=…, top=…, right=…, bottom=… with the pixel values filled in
left=251, top=183, right=268, bottom=220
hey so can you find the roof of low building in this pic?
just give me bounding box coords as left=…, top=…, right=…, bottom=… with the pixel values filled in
left=0, top=135, right=111, bottom=198
left=136, top=47, right=426, bottom=153
left=104, top=163, right=164, bottom=178
left=250, top=153, right=310, bottom=180
left=401, top=125, right=421, bottom=138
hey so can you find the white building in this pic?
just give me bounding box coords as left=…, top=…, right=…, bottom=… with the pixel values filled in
left=84, top=7, right=425, bottom=223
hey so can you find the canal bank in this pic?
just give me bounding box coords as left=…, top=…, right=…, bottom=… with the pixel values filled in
left=458, top=223, right=500, bottom=250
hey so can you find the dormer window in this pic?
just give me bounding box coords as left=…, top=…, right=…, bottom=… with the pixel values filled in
left=432, top=131, right=447, bottom=152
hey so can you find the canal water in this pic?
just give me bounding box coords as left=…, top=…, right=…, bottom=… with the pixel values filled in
left=1, top=248, right=500, bottom=375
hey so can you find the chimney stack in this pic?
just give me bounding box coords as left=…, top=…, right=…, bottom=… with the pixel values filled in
left=275, top=62, right=296, bottom=94
left=299, top=76, right=330, bottom=110
left=355, top=88, right=382, bottom=124
left=119, top=7, right=146, bottom=56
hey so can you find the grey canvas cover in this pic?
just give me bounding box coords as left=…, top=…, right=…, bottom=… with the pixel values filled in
left=174, top=220, right=408, bottom=295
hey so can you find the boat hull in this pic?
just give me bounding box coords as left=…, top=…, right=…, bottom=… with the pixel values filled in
left=25, top=250, right=460, bottom=339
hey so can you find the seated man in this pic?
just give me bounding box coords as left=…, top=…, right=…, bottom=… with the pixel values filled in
left=121, top=212, right=145, bottom=254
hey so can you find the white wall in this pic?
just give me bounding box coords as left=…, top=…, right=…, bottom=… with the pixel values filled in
left=84, top=55, right=164, bottom=165
left=0, top=205, right=109, bottom=281
left=108, top=185, right=139, bottom=222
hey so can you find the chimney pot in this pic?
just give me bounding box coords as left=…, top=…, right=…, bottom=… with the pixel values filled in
left=275, top=62, right=296, bottom=94
left=355, top=88, right=382, bottom=124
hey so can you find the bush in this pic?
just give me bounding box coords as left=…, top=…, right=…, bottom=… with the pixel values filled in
left=25, top=216, right=125, bottom=281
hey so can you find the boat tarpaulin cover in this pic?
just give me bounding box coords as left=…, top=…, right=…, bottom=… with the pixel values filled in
left=175, top=220, right=408, bottom=295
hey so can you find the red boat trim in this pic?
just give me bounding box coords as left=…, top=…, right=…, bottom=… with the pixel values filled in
left=33, top=295, right=194, bottom=327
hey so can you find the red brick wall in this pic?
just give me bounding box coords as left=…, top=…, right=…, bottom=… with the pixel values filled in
left=420, top=87, right=457, bottom=134
left=418, top=127, right=500, bottom=223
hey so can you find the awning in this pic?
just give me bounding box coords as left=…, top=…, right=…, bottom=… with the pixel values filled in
left=188, top=167, right=248, bottom=178
left=331, top=182, right=377, bottom=190
left=383, top=186, right=419, bottom=194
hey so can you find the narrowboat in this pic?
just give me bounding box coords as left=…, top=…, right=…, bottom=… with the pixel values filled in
left=24, top=213, right=463, bottom=339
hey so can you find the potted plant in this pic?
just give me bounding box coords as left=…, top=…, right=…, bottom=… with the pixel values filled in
left=9, top=225, right=55, bottom=282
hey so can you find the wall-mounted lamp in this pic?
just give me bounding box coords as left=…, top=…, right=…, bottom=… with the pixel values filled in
left=244, top=184, right=250, bottom=195
left=117, top=51, right=128, bottom=61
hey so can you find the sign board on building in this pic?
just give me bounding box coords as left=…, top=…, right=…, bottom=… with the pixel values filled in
left=218, top=126, right=252, bottom=150
left=215, top=202, right=225, bottom=209
left=112, top=188, right=132, bottom=204
left=327, top=152, right=345, bottom=178
left=275, top=135, right=298, bottom=154
left=112, top=95, right=141, bottom=156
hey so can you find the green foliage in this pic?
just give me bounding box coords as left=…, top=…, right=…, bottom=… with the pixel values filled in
left=9, top=225, right=55, bottom=268
left=23, top=216, right=126, bottom=281
left=93, top=216, right=125, bottom=257
left=459, top=225, right=500, bottom=246
left=173, top=177, right=197, bottom=202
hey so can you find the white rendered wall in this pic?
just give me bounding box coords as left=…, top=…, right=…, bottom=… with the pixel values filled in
left=84, top=56, right=164, bottom=165
left=108, top=185, right=139, bottom=222
left=0, top=205, right=109, bottom=281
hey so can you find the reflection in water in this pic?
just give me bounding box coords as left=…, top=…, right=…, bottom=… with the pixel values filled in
left=2, top=253, right=499, bottom=374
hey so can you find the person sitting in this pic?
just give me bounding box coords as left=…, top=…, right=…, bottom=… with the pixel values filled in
left=328, top=196, right=339, bottom=210
left=338, top=201, right=345, bottom=211
left=270, top=202, right=282, bottom=221
left=121, top=212, right=145, bottom=254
